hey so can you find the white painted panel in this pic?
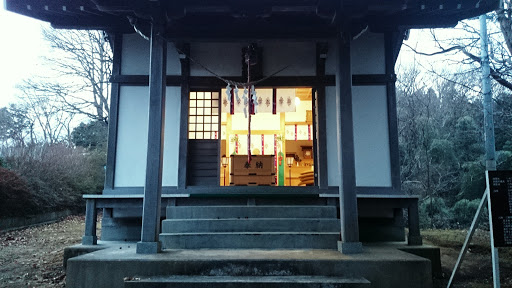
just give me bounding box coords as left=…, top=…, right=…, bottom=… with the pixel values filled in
left=325, top=40, right=336, bottom=76
left=352, top=86, right=391, bottom=187
left=121, top=34, right=149, bottom=75
left=325, top=86, right=340, bottom=186
left=190, top=43, right=243, bottom=76
left=166, top=45, right=181, bottom=75
left=325, top=32, right=385, bottom=75
left=121, top=33, right=181, bottom=75
left=115, top=86, right=149, bottom=187
left=263, top=41, right=315, bottom=76
left=352, top=33, right=385, bottom=74
left=231, top=113, right=280, bottom=131
left=188, top=42, right=315, bottom=77
left=162, top=87, right=180, bottom=186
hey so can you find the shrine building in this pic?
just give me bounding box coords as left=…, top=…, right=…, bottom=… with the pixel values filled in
left=5, top=0, right=499, bottom=287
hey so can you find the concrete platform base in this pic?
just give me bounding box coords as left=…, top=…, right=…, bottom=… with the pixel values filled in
left=66, top=243, right=434, bottom=288
left=399, top=245, right=442, bottom=277
left=125, top=275, right=371, bottom=288
left=63, top=242, right=111, bottom=269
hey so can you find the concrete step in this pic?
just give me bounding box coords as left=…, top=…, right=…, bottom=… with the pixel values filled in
left=166, top=206, right=338, bottom=219
left=161, top=218, right=340, bottom=233
left=160, top=232, right=340, bottom=249
left=124, top=275, right=371, bottom=288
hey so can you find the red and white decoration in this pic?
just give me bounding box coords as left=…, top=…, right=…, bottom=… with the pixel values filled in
left=222, top=88, right=295, bottom=115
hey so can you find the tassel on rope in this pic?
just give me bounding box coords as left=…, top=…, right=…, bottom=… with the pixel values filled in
left=230, top=87, right=235, bottom=114
left=251, top=85, right=257, bottom=114
left=242, top=86, right=248, bottom=118
left=247, top=85, right=252, bottom=164
left=225, top=84, right=232, bottom=105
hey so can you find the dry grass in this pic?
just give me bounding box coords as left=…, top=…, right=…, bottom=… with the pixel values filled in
left=423, top=229, right=512, bottom=288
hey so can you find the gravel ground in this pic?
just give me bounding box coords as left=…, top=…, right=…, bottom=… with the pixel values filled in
left=1, top=217, right=510, bottom=288
left=0, top=215, right=85, bottom=288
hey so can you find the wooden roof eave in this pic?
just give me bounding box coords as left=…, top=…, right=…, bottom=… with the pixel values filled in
left=368, top=0, right=500, bottom=31
left=5, top=0, right=500, bottom=34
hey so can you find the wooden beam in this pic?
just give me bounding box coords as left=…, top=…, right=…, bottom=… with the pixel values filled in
left=385, top=32, right=402, bottom=193
left=315, top=42, right=329, bottom=189
left=335, top=27, right=362, bottom=254
left=137, top=22, right=167, bottom=254
left=178, top=44, right=190, bottom=189
left=110, top=74, right=394, bottom=87
left=104, top=33, right=122, bottom=190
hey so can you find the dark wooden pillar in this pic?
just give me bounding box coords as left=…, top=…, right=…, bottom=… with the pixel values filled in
left=385, top=32, right=401, bottom=193
left=82, top=199, right=97, bottom=245
left=315, top=42, right=328, bottom=189
left=407, top=201, right=423, bottom=245
left=104, top=33, right=122, bottom=191
left=137, top=22, right=167, bottom=254
left=178, top=43, right=190, bottom=189
left=335, top=27, right=362, bottom=254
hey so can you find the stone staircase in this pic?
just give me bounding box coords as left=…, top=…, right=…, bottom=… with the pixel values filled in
left=160, top=205, right=341, bottom=249
left=142, top=205, right=369, bottom=288
left=125, top=275, right=370, bottom=288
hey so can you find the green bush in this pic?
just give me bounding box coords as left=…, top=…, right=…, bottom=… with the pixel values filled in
left=451, top=199, right=481, bottom=228
left=71, top=121, right=108, bottom=149
left=419, top=197, right=453, bottom=229
left=497, top=150, right=512, bottom=170
left=459, top=161, right=486, bottom=201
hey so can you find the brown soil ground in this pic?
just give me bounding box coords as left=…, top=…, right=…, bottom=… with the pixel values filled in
left=424, top=229, right=512, bottom=288
left=0, top=215, right=86, bottom=288
left=1, top=217, right=511, bottom=287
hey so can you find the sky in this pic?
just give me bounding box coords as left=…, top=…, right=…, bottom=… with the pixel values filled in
left=0, top=2, right=49, bottom=108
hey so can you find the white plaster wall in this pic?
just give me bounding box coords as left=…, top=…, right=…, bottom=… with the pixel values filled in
left=352, top=86, right=391, bottom=187
left=120, top=38, right=317, bottom=77
left=115, top=86, right=149, bottom=187
left=115, top=86, right=181, bottom=187
left=121, top=33, right=181, bottom=75
left=325, top=86, right=340, bottom=186
left=162, top=87, right=180, bottom=186
left=190, top=43, right=244, bottom=76
left=325, top=86, right=392, bottom=187
left=262, top=41, right=316, bottom=76
left=189, top=42, right=315, bottom=77
left=166, top=45, right=182, bottom=75
left=325, top=32, right=385, bottom=75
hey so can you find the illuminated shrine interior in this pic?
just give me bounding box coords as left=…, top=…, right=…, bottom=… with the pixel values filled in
left=188, top=88, right=314, bottom=187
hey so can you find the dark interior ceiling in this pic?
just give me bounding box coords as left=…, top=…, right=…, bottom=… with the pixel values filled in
left=5, top=0, right=499, bottom=39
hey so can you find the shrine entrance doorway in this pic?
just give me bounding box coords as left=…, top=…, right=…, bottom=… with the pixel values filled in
left=218, top=87, right=316, bottom=187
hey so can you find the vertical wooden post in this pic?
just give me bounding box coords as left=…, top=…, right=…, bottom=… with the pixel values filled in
left=315, top=42, right=328, bottom=189
left=407, top=201, right=423, bottom=245
left=335, top=27, right=362, bottom=254
left=384, top=32, right=401, bottom=192
left=82, top=199, right=97, bottom=245
left=178, top=43, right=190, bottom=189
left=137, top=21, right=167, bottom=254
left=104, top=33, right=122, bottom=191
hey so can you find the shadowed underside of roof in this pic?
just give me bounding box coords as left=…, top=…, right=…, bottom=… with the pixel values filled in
left=5, top=0, right=499, bottom=38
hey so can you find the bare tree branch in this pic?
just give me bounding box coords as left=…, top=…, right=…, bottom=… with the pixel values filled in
left=37, top=28, right=112, bottom=123
left=403, top=35, right=512, bottom=92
